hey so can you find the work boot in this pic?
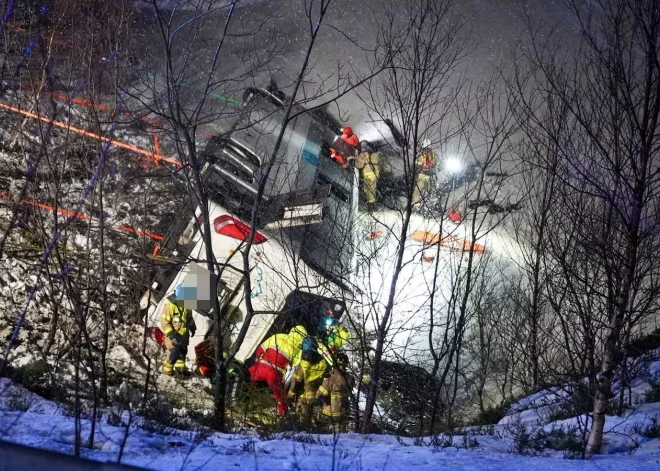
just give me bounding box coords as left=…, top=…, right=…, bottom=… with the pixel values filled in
left=161, top=362, right=173, bottom=375
left=173, top=366, right=192, bottom=380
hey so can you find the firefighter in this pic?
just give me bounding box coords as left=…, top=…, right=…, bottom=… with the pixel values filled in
left=356, top=142, right=380, bottom=205
left=412, top=139, right=437, bottom=207
left=248, top=325, right=307, bottom=415
left=289, top=321, right=350, bottom=422
left=288, top=334, right=328, bottom=422
left=341, top=127, right=361, bottom=150
left=330, top=127, right=361, bottom=168
left=316, top=351, right=354, bottom=433
left=161, top=285, right=196, bottom=377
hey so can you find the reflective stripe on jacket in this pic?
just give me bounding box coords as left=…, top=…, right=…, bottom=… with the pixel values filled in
left=361, top=152, right=380, bottom=177
left=317, top=369, right=353, bottom=418
left=257, top=347, right=290, bottom=373
left=161, top=300, right=193, bottom=336
left=258, top=325, right=307, bottom=371
left=416, top=149, right=437, bottom=171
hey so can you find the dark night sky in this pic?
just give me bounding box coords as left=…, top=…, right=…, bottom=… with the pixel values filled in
left=260, top=0, right=578, bottom=128
left=139, top=0, right=580, bottom=145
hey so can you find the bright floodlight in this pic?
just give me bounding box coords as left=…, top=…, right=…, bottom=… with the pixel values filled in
left=444, top=156, right=463, bottom=175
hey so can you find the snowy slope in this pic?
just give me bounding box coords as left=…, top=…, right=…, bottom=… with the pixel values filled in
left=497, top=351, right=660, bottom=456
left=2, top=377, right=660, bottom=470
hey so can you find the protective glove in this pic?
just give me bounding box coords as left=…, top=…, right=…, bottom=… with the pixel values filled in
left=167, top=331, right=180, bottom=347
left=189, top=319, right=197, bottom=337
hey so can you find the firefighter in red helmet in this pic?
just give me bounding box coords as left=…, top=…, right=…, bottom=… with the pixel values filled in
left=330, top=127, right=362, bottom=168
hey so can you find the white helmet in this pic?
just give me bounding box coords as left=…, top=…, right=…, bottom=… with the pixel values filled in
left=422, top=139, right=431, bottom=148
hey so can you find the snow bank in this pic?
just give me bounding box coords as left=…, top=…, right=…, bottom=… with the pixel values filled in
left=2, top=379, right=660, bottom=470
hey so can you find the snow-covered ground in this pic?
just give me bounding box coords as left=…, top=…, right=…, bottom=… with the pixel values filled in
left=352, top=208, right=520, bottom=367
left=2, top=374, right=660, bottom=470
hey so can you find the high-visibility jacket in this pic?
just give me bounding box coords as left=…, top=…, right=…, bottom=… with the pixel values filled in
left=161, top=300, right=194, bottom=337
left=327, top=325, right=350, bottom=351
left=256, top=325, right=307, bottom=373
left=330, top=147, right=348, bottom=168
left=288, top=359, right=327, bottom=406
left=416, top=148, right=437, bottom=174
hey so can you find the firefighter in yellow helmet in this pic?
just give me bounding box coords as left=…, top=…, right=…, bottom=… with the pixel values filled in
left=412, top=139, right=437, bottom=207
left=161, top=284, right=196, bottom=377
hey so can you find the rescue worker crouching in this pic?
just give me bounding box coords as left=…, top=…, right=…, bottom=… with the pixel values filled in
left=248, top=325, right=307, bottom=415
left=288, top=322, right=350, bottom=423
left=161, top=284, right=196, bottom=378
left=288, top=334, right=327, bottom=423
left=412, top=139, right=437, bottom=207
left=316, top=351, right=354, bottom=433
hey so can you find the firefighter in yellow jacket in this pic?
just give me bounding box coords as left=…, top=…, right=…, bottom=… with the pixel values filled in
left=412, top=140, right=437, bottom=207
left=248, top=325, right=307, bottom=415
left=316, top=351, right=354, bottom=433
left=161, top=284, right=196, bottom=377
left=356, top=142, right=380, bottom=205
left=288, top=323, right=350, bottom=422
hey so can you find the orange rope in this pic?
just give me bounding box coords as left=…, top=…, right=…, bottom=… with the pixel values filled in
left=7, top=24, right=71, bottom=47
left=412, top=230, right=486, bottom=253
left=0, top=191, right=164, bottom=242
left=0, top=102, right=181, bottom=167
left=153, top=133, right=161, bottom=166
left=17, top=85, right=216, bottom=139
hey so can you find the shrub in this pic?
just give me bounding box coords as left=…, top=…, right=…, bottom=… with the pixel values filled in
left=105, top=367, right=124, bottom=388
left=507, top=418, right=584, bottom=459
left=472, top=392, right=530, bottom=426
left=633, top=416, right=660, bottom=438
left=138, top=398, right=181, bottom=436
left=644, top=383, right=660, bottom=404
left=429, top=434, right=454, bottom=448
left=626, top=328, right=660, bottom=357
left=10, top=360, right=65, bottom=401
left=539, top=427, right=584, bottom=459
left=547, top=383, right=595, bottom=423
left=467, top=424, right=496, bottom=436
left=287, top=432, right=329, bottom=446
left=241, top=438, right=255, bottom=453
left=507, top=420, right=545, bottom=456
left=459, top=434, right=480, bottom=449
left=106, top=410, right=126, bottom=427
left=186, top=409, right=216, bottom=429
left=473, top=404, right=509, bottom=426
left=5, top=396, right=32, bottom=412
left=402, top=433, right=478, bottom=449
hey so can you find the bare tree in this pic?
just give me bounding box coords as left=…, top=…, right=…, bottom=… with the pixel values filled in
left=355, top=0, right=472, bottom=433
left=129, top=0, right=382, bottom=431
left=516, top=0, right=660, bottom=453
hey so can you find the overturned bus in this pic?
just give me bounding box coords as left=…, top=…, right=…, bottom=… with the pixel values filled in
left=140, top=87, right=359, bottom=370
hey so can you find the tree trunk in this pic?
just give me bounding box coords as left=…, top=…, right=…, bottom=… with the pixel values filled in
left=588, top=239, right=641, bottom=453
